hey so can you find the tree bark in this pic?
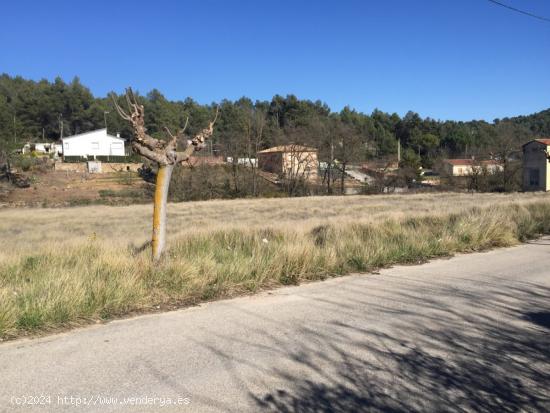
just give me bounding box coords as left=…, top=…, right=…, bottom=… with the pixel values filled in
left=152, top=163, right=174, bottom=260
left=112, top=90, right=217, bottom=260
left=340, top=162, right=346, bottom=194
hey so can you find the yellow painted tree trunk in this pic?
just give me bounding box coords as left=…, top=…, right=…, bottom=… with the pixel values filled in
left=111, top=90, right=218, bottom=261
left=152, top=164, right=174, bottom=260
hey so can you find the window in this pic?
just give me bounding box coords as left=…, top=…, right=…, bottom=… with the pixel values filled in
left=529, top=169, right=540, bottom=187
left=91, top=142, right=100, bottom=150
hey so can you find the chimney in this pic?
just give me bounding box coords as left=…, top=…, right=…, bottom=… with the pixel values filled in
left=116, top=132, right=120, bottom=138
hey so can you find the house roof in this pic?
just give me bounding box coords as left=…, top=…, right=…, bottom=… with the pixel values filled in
left=258, top=145, right=317, bottom=154
left=445, top=159, right=500, bottom=166
left=522, top=138, right=550, bottom=147
left=61, top=128, right=124, bottom=141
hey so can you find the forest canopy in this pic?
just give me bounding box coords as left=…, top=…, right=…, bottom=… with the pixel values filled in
left=1, top=74, right=549, bottom=168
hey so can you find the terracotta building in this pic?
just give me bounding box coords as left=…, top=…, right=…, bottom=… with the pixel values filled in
left=257, top=145, right=318, bottom=181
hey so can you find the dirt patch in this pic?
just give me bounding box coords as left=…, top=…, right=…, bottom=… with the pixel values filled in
left=2, top=170, right=150, bottom=207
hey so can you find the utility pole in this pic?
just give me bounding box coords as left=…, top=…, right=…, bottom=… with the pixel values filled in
left=397, top=138, right=401, bottom=164
left=104, top=111, right=109, bottom=131
left=327, top=137, right=334, bottom=194
left=13, top=114, right=16, bottom=143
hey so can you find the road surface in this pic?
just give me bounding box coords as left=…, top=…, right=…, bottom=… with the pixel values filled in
left=1, top=238, right=549, bottom=412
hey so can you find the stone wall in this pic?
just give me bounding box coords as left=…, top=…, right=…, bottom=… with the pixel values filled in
left=54, top=162, right=87, bottom=173
left=100, top=162, right=142, bottom=173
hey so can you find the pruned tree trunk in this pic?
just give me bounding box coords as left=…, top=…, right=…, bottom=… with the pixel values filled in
left=112, top=88, right=218, bottom=260
left=152, top=163, right=174, bottom=260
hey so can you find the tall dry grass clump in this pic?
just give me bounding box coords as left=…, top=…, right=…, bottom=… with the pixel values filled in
left=1, top=194, right=550, bottom=339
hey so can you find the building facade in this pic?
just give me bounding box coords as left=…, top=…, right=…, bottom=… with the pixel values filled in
left=62, top=129, right=125, bottom=158
left=258, top=145, right=318, bottom=181
left=522, top=139, right=550, bottom=192
left=444, top=159, right=503, bottom=177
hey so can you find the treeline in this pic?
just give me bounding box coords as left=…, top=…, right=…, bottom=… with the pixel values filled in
left=1, top=73, right=549, bottom=170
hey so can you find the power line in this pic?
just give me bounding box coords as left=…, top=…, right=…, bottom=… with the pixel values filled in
left=487, top=0, right=550, bottom=23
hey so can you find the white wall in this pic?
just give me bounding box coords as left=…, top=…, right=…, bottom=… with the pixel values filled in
left=22, top=142, right=57, bottom=155
left=62, top=129, right=125, bottom=157
left=448, top=163, right=503, bottom=176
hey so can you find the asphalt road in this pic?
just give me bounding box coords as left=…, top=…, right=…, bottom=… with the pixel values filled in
left=1, top=238, right=549, bottom=412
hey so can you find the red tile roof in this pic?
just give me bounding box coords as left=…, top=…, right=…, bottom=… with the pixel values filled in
left=522, top=138, right=550, bottom=147
left=258, top=145, right=317, bottom=154
left=446, top=159, right=473, bottom=166
left=445, top=159, right=500, bottom=166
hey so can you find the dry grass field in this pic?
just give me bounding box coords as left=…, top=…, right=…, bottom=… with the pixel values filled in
left=1, top=192, right=550, bottom=339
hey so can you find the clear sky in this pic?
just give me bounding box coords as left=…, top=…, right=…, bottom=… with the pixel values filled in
left=1, top=0, right=549, bottom=121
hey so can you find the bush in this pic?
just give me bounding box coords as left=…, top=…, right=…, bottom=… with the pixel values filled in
left=63, top=154, right=141, bottom=163
left=63, top=156, right=87, bottom=163
left=10, top=154, right=50, bottom=172
left=168, top=164, right=281, bottom=202
left=18, top=157, right=32, bottom=171
left=95, top=154, right=142, bottom=163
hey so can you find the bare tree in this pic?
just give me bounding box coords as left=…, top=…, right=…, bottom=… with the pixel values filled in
left=282, top=143, right=317, bottom=196
left=112, top=88, right=218, bottom=260
left=488, top=123, right=526, bottom=192
left=245, top=107, right=266, bottom=196
left=333, top=120, right=363, bottom=194
left=465, top=160, right=490, bottom=193
left=0, top=149, right=9, bottom=181
left=311, top=117, right=337, bottom=194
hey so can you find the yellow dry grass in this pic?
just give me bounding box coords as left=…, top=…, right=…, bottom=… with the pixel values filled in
left=1, top=191, right=550, bottom=339
left=2, top=192, right=549, bottom=255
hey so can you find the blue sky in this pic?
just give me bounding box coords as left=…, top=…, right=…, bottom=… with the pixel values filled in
left=1, top=0, right=549, bottom=121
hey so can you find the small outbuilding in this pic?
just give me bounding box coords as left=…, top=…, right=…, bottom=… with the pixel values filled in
left=22, top=142, right=62, bottom=156
left=62, top=129, right=125, bottom=158
left=522, top=139, right=550, bottom=192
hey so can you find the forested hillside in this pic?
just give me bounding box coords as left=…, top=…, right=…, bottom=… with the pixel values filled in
left=1, top=74, right=548, bottom=168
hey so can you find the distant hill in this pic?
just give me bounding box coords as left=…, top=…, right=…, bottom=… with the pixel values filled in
left=0, top=73, right=548, bottom=164
left=503, top=109, right=550, bottom=137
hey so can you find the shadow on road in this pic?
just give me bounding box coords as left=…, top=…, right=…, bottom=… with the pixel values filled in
left=525, top=311, right=550, bottom=330
left=200, top=276, right=550, bottom=412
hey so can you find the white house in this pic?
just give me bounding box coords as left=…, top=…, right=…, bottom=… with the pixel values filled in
left=62, top=129, right=125, bottom=158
